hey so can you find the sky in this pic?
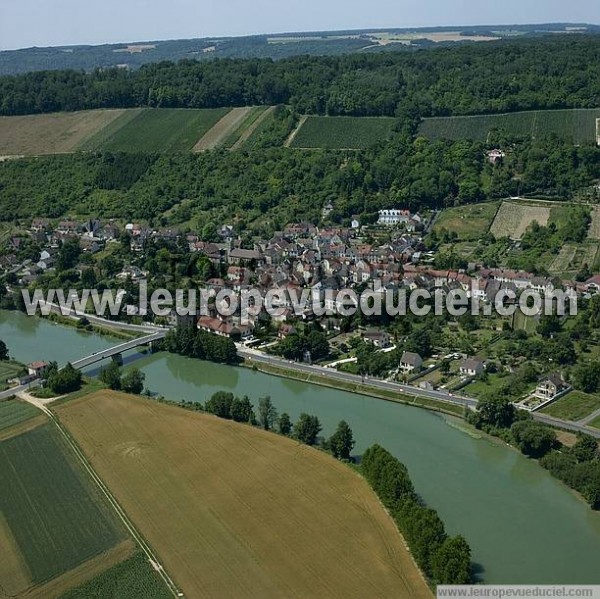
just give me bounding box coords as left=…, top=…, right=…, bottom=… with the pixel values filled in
left=1, top=0, right=599, bottom=51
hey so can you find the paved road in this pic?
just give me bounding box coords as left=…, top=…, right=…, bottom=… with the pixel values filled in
left=533, top=412, right=600, bottom=439
left=239, top=347, right=600, bottom=439
left=0, top=379, right=41, bottom=401
left=34, top=298, right=164, bottom=334
left=238, top=346, right=477, bottom=409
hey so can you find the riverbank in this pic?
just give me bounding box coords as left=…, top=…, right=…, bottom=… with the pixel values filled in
left=245, top=359, right=466, bottom=418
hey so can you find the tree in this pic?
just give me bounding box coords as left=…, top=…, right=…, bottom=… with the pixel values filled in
left=329, top=420, right=355, bottom=460
left=121, top=368, right=145, bottom=395
left=56, top=238, right=81, bottom=272
left=278, top=413, right=292, bottom=435
left=258, top=396, right=277, bottom=431
left=0, top=339, right=8, bottom=361
left=230, top=395, right=253, bottom=423
left=294, top=413, right=322, bottom=445
left=47, top=363, right=82, bottom=394
left=472, top=395, right=516, bottom=430
left=205, top=391, right=234, bottom=419
left=572, top=361, right=600, bottom=394
left=431, top=535, right=473, bottom=584
left=511, top=421, right=556, bottom=458
left=572, top=434, right=599, bottom=463
left=100, top=360, right=122, bottom=391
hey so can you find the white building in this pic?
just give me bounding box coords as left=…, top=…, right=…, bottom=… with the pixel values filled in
left=378, top=209, right=411, bottom=227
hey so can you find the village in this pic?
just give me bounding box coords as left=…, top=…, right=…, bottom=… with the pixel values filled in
left=3, top=199, right=599, bottom=419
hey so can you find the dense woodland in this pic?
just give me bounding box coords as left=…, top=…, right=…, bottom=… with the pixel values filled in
left=2, top=37, right=600, bottom=117
left=0, top=128, right=598, bottom=226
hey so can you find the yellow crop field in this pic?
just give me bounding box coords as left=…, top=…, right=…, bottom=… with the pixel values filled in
left=56, top=391, right=432, bottom=599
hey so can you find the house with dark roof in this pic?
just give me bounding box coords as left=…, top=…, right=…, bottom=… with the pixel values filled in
left=399, top=351, right=423, bottom=374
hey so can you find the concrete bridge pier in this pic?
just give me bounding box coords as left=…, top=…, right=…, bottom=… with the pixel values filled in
left=112, top=353, right=123, bottom=366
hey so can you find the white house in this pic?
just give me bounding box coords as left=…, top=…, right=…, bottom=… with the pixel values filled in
left=378, top=209, right=411, bottom=227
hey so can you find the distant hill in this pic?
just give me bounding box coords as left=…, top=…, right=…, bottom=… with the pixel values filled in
left=1, top=23, right=599, bottom=76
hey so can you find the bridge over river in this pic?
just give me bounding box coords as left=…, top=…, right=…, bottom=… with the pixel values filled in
left=71, top=331, right=168, bottom=370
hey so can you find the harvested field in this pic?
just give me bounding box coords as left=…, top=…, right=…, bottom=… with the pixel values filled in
left=56, top=391, right=432, bottom=599
left=490, top=202, right=551, bottom=240
left=0, top=423, right=126, bottom=593
left=0, top=110, right=127, bottom=155
left=193, top=107, right=253, bottom=151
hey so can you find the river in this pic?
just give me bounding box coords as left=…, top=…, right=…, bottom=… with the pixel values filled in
left=2, top=309, right=600, bottom=584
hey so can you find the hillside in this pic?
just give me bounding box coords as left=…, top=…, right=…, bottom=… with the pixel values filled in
left=1, top=24, right=598, bottom=75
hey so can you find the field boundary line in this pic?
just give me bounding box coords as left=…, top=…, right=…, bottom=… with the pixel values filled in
left=231, top=106, right=274, bottom=150
left=284, top=115, right=307, bottom=147
left=45, top=409, right=182, bottom=598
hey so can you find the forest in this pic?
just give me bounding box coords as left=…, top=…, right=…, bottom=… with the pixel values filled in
left=0, top=125, right=599, bottom=226
left=2, top=36, right=600, bottom=118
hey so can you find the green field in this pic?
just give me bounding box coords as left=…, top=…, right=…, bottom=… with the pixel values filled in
left=80, top=107, right=230, bottom=152
left=222, top=106, right=268, bottom=148
left=0, top=423, right=125, bottom=584
left=540, top=391, right=600, bottom=422
left=58, top=552, right=171, bottom=599
left=0, top=399, right=40, bottom=432
left=590, top=416, right=600, bottom=430
left=419, top=108, right=600, bottom=143
left=291, top=116, right=398, bottom=149
left=433, top=202, right=499, bottom=240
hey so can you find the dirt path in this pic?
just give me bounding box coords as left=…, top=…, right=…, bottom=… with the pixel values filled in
left=231, top=106, right=275, bottom=150
left=193, top=107, right=252, bottom=152
left=284, top=115, right=307, bottom=147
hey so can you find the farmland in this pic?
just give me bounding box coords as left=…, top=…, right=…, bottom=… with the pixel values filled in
left=433, top=202, right=499, bottom=240
left=56, top=391, right=432, bottom=599
left=0, top=109, right=127, bottom=156
left=58, top=552, right=172, bottom=599
left=540, top=391, right=600, bottom=422
left=193, top=106, right=253, bottom=151
left=0, top=423, right=126, bottom=595
left=418, top=108, right=600, bottom=143
left=0, top=398, right=42, bottom=434
left=290, top=115, right=398, bottom=149
left=490, top=201, right=551, bottom=239
left=82, top=107, right=230, bottom=153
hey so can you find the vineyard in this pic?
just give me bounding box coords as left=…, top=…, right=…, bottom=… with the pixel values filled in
left=290, top=115, right=398, bottom=149
left=81, top=107, right=231, bottom=153
left=490, top=202, right=551, bottom=239
left=419, top=108, right=600, bottom=143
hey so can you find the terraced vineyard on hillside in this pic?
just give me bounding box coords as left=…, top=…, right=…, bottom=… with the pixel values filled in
left=419, top=108, right=600, bottom=143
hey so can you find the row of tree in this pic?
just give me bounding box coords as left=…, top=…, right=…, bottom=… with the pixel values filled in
left=361, top=445, right=473, bottom=584
left=201, top=391, right=355, bottom=456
